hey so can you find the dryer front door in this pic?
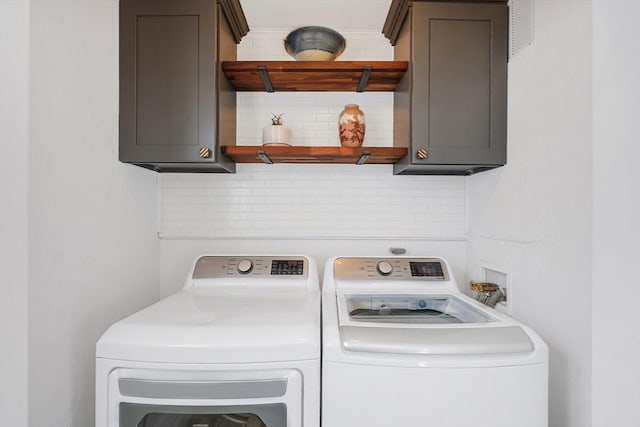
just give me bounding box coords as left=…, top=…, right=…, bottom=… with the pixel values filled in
left=105, top=368, right=302, bottom=427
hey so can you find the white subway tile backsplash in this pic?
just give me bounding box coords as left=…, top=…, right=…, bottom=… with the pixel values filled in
left=160, top=165, right=466, bottom=239
left=158, top=30, right=467, bottom=240
left=237, top=92, right=393, bottom=147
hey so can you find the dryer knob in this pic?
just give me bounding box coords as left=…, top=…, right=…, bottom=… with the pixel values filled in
left=237, top=259, right=253, bottom=274
left=376, top=261, right=393, bottom=276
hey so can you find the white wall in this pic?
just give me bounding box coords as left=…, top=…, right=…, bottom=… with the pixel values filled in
left=592, top=1, right=640, bottom=426
left=466, top=1, right=593, bottom=426
left=27, top=1, right=160, bottom=425
left=0, top=1, right=30, bottom=426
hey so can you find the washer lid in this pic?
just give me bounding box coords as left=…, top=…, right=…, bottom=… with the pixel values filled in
left=340, top=325, right=534, bottom=355
left=97, top=288, right=320, bottom=364
left=337, top=294, right=534, bottom=355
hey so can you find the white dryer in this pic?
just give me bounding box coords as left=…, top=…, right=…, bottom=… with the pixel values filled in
left=96, top=255, right=320, bottom=427
left=322, top=256, right=548, bottom=427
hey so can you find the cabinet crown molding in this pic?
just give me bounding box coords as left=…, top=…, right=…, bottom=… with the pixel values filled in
left=383, top=0, right=509, bottom=46
left=383, top=0, right=411, bottom=46
left=218, top=0, right=249, bottom=43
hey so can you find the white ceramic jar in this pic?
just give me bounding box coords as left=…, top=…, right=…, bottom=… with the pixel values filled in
left=262, top=124, right=292, bottom=146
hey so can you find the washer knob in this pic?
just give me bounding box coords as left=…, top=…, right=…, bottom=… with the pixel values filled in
left=237, top=259, right=253, bottom=274
left=376, top=261, right=393, bottom=276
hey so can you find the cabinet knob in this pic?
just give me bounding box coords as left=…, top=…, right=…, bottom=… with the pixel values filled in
left=416, top=149, right=429, bottom=160
left=199, top=147, right=212, bottom=158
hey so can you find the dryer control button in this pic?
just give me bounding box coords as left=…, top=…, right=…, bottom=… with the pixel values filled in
left=376, top=261, right=393, bottom=276
left=237, top=259, right=254, bottom=274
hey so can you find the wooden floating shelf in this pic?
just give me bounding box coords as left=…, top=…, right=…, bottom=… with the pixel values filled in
left=222, top=146, right=408, bottom=165
left=221, top=61, right=408, bottom=92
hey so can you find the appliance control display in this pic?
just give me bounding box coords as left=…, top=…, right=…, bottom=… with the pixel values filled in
left=410, top=262, right=445, bottom=278
left=192, top=256, right=308, bottom=279
left=334, top=258, right=449, bottom=281
left=271, top=260, right=305, bottom=275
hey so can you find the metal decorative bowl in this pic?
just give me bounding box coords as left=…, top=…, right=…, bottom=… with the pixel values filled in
left=284, top=26, right=346, bottom=61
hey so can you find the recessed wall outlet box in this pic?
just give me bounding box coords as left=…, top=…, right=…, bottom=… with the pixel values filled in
left=481, top=264, right=510, bottom=314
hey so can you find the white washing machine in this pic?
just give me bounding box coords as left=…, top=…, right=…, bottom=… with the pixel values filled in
left=96, top=255, right=320, bottom=427
left=322, top=256, right=548, bottom=427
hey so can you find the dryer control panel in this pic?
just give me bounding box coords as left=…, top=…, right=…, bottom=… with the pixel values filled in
left=192, top=256, right=308, bottom=279
left=334, top=258, right=449, bottom=281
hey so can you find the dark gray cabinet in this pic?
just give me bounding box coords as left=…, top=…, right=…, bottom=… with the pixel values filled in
left=384, top=0, right=508, bottom=175
left=119, top=0, right=248, bottom=172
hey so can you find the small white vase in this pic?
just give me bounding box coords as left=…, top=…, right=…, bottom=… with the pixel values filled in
left=262, top=125, right=292, bottom=146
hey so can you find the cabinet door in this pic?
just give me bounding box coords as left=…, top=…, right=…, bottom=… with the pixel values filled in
left=411, top=2, right=507, bottom=166
left=119, top=0, right=218, bottom=164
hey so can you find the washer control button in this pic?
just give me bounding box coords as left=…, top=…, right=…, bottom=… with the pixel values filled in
left=376, top=261, right=393, bottom=276
left=237, top=259, right=254, bottom=274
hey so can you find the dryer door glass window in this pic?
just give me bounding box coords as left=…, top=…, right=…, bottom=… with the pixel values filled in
left=120, top=404, right=285, bottom=427
left=135, top=412, right=266, bottom=427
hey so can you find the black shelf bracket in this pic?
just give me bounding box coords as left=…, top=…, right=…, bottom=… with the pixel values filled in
left=356, top=151, right=371, bottom=165
left=356, top=66, right=372, bottom=92
left=257, top=66, right=274, bottom=93
left=256, top=150, right=273, bottom=164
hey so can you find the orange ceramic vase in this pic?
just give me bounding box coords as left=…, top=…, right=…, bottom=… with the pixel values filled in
left=338, top=104, right=365, bottom=147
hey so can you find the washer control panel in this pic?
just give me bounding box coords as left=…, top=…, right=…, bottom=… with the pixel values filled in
left=192, top=256, right=308, bottom=279
left=334, top=257, right=448, bottom=281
